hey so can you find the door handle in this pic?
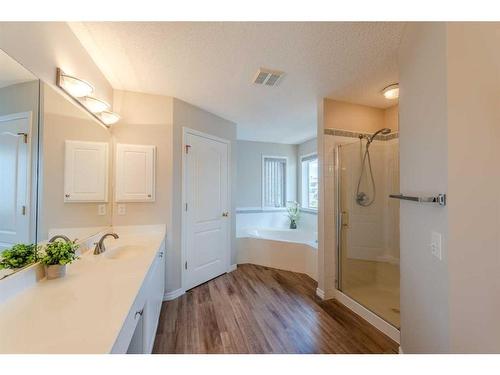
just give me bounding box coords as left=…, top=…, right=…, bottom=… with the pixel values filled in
left=222, top=211, right=229, bottom=217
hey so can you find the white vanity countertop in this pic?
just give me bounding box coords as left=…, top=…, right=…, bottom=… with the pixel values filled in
left=0, top=225, right=166, bottom=354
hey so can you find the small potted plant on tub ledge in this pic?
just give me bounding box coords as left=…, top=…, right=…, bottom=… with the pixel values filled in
left=40, top=240, right=79, bottom=280
left=287, top=201, right=300, bottom=229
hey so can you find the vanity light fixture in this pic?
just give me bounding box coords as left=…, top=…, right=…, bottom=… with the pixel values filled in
left=56, top=68, right=120, bottom=127
left=80, top=96, right=110, bottom=113
left=99, top=111, right=121, bottom=125
left=56, top=69, right=94, bottom=98
left=381, top=83, right=399, bottom=100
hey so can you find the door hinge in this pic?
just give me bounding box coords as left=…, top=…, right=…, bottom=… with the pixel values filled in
left=21, top=206, right=26, bottom=215
left=18, top=133, right=28, bottom=144
left=185, top=144, right=191, bottom=154
left=185, top=261, right=188, bottom=270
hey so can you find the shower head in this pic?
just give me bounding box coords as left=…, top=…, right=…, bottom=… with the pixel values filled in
left=368, top=128, right=391, bottom=144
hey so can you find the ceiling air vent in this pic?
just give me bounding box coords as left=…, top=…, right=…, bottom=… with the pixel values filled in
left=253, top=68, right=284, bottom=86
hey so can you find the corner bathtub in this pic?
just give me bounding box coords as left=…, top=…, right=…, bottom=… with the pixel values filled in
left=236, top=227, right=318, bottom=281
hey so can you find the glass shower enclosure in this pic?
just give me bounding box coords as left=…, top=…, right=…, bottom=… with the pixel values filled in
left=336, top=135, right=400, bottom=328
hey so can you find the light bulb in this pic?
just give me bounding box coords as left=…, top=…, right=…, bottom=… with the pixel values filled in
left=81, top=96, right=110, bottom=113
left=99, top=111, right=120, bottom=125
left=59, top=72, right=94, bottom=98
left=382, top=83, right=399, bottom=100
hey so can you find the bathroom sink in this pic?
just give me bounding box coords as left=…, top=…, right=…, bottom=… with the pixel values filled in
left=103, top=245, right=143, bottom=260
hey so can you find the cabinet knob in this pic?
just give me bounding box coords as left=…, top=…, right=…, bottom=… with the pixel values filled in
left=65, top=194, right=71, bottom=198
left=159, top=251, right=164, bottom=258
left=222, top=211, right=229, bottom=217
left=147, top=194, right=152, bottom=198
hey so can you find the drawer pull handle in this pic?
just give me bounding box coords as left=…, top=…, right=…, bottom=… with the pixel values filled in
left=134, top=309, right=144, bottom=319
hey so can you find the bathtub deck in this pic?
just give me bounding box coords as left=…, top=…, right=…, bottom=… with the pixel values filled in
left=152, top=264, right=398, bottom=354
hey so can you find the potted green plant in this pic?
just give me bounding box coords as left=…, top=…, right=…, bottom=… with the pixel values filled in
left=40, top=240, right=79, bottom=280
left=0, top=243, right=38, bottom=271
left=286, top=201, right=301, bottom=229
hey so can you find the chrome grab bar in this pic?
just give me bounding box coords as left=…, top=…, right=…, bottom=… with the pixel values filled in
left=389, top=193, right=446, bottom=206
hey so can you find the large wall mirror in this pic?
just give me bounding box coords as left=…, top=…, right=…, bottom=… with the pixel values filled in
left=0, top=50, right=40, bottom=279
left=0, top=48, right=113, bottom=280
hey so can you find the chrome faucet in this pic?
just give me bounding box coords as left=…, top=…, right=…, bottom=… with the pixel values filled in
left=48, top=235, right=72, bottom=243
left=94, top=233, right=119, bottom=255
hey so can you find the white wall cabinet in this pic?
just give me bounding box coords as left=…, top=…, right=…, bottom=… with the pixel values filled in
left=112, top=243, right=165, bottom=354
left=115, top=144, right=156, bottom=202
left=64, top=140, right=109, bottom=202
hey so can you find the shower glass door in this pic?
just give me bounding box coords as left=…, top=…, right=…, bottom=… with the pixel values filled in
left=337, top=138, right=400, bottom=328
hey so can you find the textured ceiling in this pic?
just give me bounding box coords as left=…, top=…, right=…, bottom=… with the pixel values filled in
left=69, top=22, right=404, bottom=144
left=0, top=49, right=36, bottom=88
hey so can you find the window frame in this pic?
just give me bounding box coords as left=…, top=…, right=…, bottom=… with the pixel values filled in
left=261, top=155, right=288, bottom=210
left=301, top=153, right=318, bottom=212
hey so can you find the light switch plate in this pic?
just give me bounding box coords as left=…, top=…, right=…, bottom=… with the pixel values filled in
left=98, top=204, right=106, bottom=216
left=431, top=231, right=442, bottom=260
left=118, top=204, right=126, bottom=216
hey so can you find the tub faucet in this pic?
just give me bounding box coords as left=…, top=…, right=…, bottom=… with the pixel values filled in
left=94, top=233, right=119, bottom=255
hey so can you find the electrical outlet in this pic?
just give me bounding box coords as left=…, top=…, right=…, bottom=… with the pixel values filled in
left=431, top=231, right=442, bottom=260
left=118, top=204, right=126, bottom=215
left=98, top=204, right=106, bottom=216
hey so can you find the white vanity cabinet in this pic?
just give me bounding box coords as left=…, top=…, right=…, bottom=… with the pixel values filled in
left=111, top=241, right=165, bottom=354
left=115, top=144, right=156, bottom=202
left=64, top=140, right=109, bottom=202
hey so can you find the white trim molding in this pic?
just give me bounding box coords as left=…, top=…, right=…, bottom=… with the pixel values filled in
left=163, top=288, right=185, bottom=301
left=399, top=346, right=404, bottom=354
left=228, top=264, right=237, bottom=272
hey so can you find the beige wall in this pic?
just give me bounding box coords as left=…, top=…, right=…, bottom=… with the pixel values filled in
left=398, top=22, right=500, bottom=353
left=0, top=22, right=113, bottom=103
left=40, top=83, right=113, bottom=240
left=236, top=141, right=298, bottom=208
left=446, top=22, right=500, bottom=353
left=324, top=99, right=399, bottom=133
left=398, top=22, right=450, bottom=353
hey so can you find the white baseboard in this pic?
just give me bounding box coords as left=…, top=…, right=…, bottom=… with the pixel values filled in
left=163, top=288, right=185, bottom=301
left=228, top=264, right=237, bottom=272
left=399, top=346, right=404, bottom=354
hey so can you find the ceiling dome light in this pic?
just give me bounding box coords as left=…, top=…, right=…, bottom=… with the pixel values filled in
left=59, top=72, right=94, bottom=98
left=382, top=83, right=399, bottom=100
left=99, top=111, right=120, bottom=125
left=80, top=96, right=110, bottom=113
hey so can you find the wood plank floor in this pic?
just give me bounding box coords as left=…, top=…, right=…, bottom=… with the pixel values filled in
left=153, top=264, right=398, bottom=354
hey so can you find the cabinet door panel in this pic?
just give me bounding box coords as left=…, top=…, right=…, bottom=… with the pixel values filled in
left=143, top=248, right=165, bottom=353
left=64, top=140, right=108, bottom=202
left=115, top=144, right=155, bottom=202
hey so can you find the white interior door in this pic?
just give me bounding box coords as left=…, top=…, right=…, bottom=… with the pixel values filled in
left=184, top=130, right=229, bottom=290
left=0, top=113, right=31, bottom=251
